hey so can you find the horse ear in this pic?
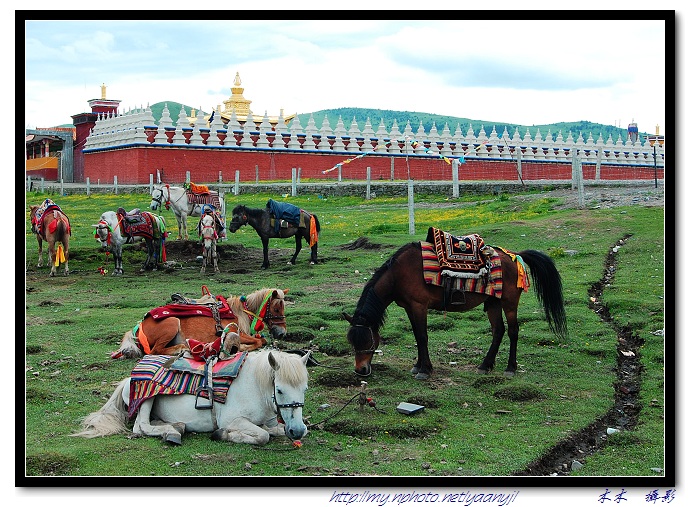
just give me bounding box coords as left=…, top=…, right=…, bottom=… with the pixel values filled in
left=268, top=351, right=280, bottom=371
left=301, top=350, right=312, bottom=366
left=342, top=312, right=353, bottom=324
left=282, top=288, right=289, bottom=295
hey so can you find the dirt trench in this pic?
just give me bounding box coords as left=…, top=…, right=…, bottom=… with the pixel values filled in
left=514, top=234, right=644, bottom=476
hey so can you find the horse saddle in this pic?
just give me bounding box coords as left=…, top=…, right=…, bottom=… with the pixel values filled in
left=167, top=351, right=247, bottom=377
left=117, top=207, right=144, bottom=223
left=426, top=227, right=493, bottom=279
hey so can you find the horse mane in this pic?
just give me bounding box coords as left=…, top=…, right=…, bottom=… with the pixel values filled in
left=252, top=349, right=308, bottom=391
left=353, top=242, right=420, bottom=331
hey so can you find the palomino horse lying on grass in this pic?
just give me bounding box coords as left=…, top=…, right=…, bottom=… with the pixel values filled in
left=112, top=287, right=288, bottom=359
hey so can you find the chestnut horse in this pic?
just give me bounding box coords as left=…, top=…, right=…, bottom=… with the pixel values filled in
left=344, top=239, right=567, bottom=380
left=29, top=199, right=71, bottom=276
left=112, top=287, right=289, bottom=359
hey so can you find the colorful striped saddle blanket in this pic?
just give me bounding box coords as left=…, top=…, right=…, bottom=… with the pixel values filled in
left=147, top=294, right=234, bottom=320
left=116, top=209, right=159, bottom=240
left=426, top=227, right=492, bottom=278
left=421, top=241, right=504, bottom=299
left=128, top=352, right=247, bottom=418
left=186, top=183, right=222, bottom=211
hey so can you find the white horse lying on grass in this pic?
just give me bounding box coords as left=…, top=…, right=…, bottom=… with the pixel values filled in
left=73, top=347, right=310, bottom=446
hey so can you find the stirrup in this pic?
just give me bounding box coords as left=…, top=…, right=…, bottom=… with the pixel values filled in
left=195, top=386, right=214, bottom=410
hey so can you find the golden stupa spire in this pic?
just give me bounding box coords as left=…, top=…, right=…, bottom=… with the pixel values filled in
left=101, top=83, right=106, bottom=100
left=223, top=72, right=252, bottom=117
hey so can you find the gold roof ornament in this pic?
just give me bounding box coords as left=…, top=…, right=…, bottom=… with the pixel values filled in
left=199, top=71, right=296, bottom=129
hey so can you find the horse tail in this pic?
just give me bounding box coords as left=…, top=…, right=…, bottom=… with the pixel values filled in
left=518, top=250, right=568, bottom=341
left=56, top=216, right=70, bottom=238
left=71, top=379, right=130, bottom=438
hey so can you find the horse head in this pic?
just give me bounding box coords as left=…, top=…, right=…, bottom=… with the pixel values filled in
left=150, top=185, right=165, bottom=211
left=228, top=205, right=249, bottom=233
left=92, top=211, right=120, bottom=247
left=264, top=289, right=289, bottom=340
left=343, top=312, right=381, bottom=377
left=267, top=350, right=310, bottom=441
left=200, top=213, right=216, bottom=237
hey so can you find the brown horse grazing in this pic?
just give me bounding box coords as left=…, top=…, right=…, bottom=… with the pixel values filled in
left=343, top=237, right=568, bottom=380
left=112, top=288, right=289, bottom=359
left=29, top=200, right=71, bottom=276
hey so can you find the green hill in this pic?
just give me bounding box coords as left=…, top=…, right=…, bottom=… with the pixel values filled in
left=149, top=103, right=638, bottom=141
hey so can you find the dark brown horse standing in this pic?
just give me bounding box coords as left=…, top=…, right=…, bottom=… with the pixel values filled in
left=344, top=235, right=567, bottom=380
left=29, top=199, right=71, bottom=276
left=228, top=200, right=320, bottom=269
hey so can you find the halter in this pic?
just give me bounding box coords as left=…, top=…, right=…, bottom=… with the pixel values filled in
left=152, top=184, right=182, bottom=211
left=351, top=324, right=377, bottom=355
left=242, top=292, right=286, bottom=334
left=230, top=210, right=248, bottom=229
left=272, top=374, right=305, bottom=443
left=93, top=219, right=114, bottom=245
left=200, top=215, right=217, bottom=240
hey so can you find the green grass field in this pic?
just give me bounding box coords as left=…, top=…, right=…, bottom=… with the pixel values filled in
left=23, top=188, right=666, bottom=484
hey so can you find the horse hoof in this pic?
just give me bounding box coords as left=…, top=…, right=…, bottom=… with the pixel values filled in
left=504, top=371, right=516, bottom=378
left=410, top=366, right=419, bottom=374
left=477, top=368, right=490, bottom=375
left=164, top=433, right=182, bottom=445
left=414, top=372, right=430, bottom=380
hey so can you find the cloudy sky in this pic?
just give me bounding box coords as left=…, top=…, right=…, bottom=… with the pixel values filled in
left=23, top=15, right=669, bottom=137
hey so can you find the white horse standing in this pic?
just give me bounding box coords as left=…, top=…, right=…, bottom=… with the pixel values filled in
left=72, top=348, right=310, bottom=446
left=92, top=210, right=165, bottom=275
left=150, top=183, right=225, bottom=241
left=199, top=212, right=219, bottom=274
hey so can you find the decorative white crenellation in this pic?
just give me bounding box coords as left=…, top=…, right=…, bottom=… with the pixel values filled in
left=287, top=114, right=303, bottom=150
left=303, top=114, right=318, bottom=150
left=440, top=123, right=453, bottom=156
left=240, top=111, right=255, bottom=147
left=255, top=111, right=272, bottom=149
left=318, top=114, right=333, bottom=151
left=361, top=117, right=375, bottom=152
left=388, top=119, right=402, bottom=154
left=346, top=117, right=361, bottom=152
left=331, top=116, right=346, bottom=151
left=84, top=106, right=664, bottom=166
left=375, top=119, right=389, bottom=152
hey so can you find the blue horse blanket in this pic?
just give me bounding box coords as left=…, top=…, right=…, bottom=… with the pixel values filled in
left=266, top=199, right=302, bottom=233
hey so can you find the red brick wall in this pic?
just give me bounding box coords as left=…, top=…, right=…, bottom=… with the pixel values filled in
left=83, top=146, right=664, bottom=184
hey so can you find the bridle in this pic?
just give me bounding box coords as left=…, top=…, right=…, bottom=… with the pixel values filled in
left=229, top=210, right=248, bottom=230
left=93, top=218, right=118, bottom=246
left=242, top=293, right=286, bottom=334
left=200, top=215, right=217, bottom=241
left=351, top=324, right=377, bottom=355
left=271, top=374, right=305, bottom=443
left=152, top=184, right=184, bottom=211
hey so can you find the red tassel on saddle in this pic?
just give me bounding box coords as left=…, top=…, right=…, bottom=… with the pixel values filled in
left=187, top=337, right=222, bottom=361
